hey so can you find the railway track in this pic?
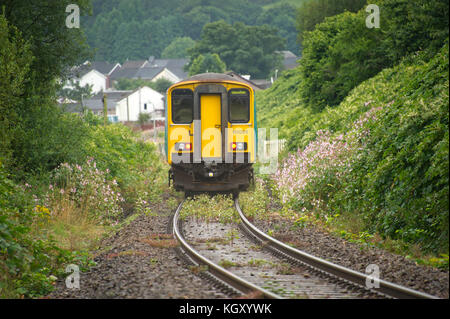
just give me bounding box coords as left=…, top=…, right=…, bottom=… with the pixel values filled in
left=172, top=198, right=439, bottom=299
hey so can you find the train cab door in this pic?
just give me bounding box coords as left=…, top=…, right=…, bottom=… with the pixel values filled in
left=200, top=94, right=222, bottom=161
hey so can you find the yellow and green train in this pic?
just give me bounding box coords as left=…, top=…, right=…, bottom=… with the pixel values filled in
left=165, top=73, right=257, bottom=194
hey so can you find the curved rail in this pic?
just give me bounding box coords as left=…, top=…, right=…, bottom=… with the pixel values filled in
left=235, top=199, right=439, bottom=299
left=172, top=200, right=282, bottom=299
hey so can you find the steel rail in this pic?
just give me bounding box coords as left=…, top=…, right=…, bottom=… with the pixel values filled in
left=235, top=199, right=439, bottom=299
left=172, top=200, right=282, bottom=299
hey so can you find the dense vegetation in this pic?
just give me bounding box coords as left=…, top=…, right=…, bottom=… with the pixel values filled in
left=84, top=0, right=302, bottom=65
left=256, top=0, right=449, bottom=257
left=187, top=21, right=284, bottom=78
left=295, top=0, right=366, bottom=43
left=0, top=2, right=167, bottom=298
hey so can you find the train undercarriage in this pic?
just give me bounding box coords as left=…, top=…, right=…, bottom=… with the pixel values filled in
left=169, top=162, right=254, bottom=194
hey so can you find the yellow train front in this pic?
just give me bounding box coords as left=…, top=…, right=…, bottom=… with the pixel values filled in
left=165, top=73, right=256, bottom=194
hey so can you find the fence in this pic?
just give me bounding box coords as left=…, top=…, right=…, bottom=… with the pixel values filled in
left=261, top=139, right=286, bottom=159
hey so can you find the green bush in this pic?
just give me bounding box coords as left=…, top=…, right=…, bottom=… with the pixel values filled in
left=0, top=165, right=79, bottom=298
left=84, top=124, right=167, bottom=208
left=12, top=108, right=91, bottom=177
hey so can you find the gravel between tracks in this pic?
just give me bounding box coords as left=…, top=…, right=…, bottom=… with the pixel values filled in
left=48, top=199, right=228, bottom=299
left=251, top=217, right=449, bottom=299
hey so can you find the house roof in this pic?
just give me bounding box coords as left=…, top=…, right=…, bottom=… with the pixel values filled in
left=118, top=86, right=163, bottom=100
left=122, top=60, right=148, bottom=69
left=178, top=72, right=258, bottom=87
left=91, top=61, right=117, bottom=75
left=275, top=50, right=299, bottom=70
left=277, top=50, right=297, bottom=59
left=134, top=67, right=165, bottom=80
left=70, top=61, right=117, bottom=78
left=92, top=90, right=132, bottom=101
left=252, top=79, right=272, bottom=90
left=106, top=58, right=189, bottom=82
left=152, top=59, right=189, bottom=80
left=84, top=90, right=132, bottom=110
left=226, top=71, right=262, bottom=91
left=109, top=67, right=140, bottom=80
left=59, top=102, right=83, bottom=113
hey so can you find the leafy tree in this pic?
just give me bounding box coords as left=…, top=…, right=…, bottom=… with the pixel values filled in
left=58, top=80, right=93, bottom=106
left=188, top=20, right=284, bottom=78
left=153, top=78, right=174, bottom=93
left=1, top=0, right=92, bottom=87
left=178, top=0, right=262, bottom=27
left=162, top=37, right=196, bottom=58
left=188, top=53, right=226, bottom=76
left=256, top=3, right=300, bottom=54
left=88, top=8, right=123, bottom=61
left=297, top=0, right=449, bottom=112
left=183, top=6, right=229, bottom=39
left=296, top=0, right=366, bottom=44
left=299, top=11, right=389, bottom=111
left=112, top=21, right=145, bottom=62
left=0, top=0, right=93, bottom=174
left=379, top=0, right=449, bottom=63
left=138, top=112, right=151, bottom=126
left=0, top=14, right=33, bottom=165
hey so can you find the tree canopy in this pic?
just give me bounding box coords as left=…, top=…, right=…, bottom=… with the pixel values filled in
left=162, top=37, right=196, bottom=59
left=188, top=53, right=226, bottom=76
left=83, top=0, right=300, bottom=62
left=0, top=0, right=93, bottom=174
left=295, top=0, right=366, bottom=44
left=188, top=20, right=285, bottom=78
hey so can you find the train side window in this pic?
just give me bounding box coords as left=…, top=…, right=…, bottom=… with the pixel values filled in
left=228, top=89, right=250, bottom=123
left=172, top=89, right=193, bottom=124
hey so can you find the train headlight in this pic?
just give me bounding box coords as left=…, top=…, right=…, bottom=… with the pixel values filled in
left=231, top=142, right=247, bottom=151
left=175, top=142, right=192, bottom=151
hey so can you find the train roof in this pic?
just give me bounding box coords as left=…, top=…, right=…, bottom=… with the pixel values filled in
left=172, top=72, right=253, bottom=88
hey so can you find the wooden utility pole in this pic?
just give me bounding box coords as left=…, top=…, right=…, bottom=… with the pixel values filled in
left=103, top=93, right=107, bottom=125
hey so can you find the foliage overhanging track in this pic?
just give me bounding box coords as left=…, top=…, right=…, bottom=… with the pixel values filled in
left=172, top=200, right=282, bottom=299
left=234, top=199, right=440, bottom=300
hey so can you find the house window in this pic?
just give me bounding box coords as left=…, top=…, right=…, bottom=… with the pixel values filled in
left=144, top=103, right=147, bottom=110
left=172, top=89, right=193, bottom=124
left=228, top=89, right=250, bottom=123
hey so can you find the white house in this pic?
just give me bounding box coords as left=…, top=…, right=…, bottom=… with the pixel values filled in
left=151, top=68, right=180, bottom=83
left=115, top=86, right=164, bottom=122
left=64, top=61, right=121, bottom=94
left=78, top=69, right=107, bottom=93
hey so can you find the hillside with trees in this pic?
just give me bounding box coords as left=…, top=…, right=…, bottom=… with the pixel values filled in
left=83, top=0, right=303, bottom=65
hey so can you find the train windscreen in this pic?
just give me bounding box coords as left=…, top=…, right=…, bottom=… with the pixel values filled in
left=172, top=89, right=193, bottom=123
left=228, top=89, right=250, bottom=123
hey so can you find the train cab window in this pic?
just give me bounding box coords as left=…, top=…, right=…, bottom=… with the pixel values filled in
left=172, top=89, right=193, bottom=123
left=228, top=89, right=250, bottom=123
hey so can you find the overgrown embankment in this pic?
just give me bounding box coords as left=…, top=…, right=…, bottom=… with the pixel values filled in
left=0, top=121, right=168, bottom=298
left=1, top=9, right=168, bottom=298
left=255, top=0, right=449, bottom=261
